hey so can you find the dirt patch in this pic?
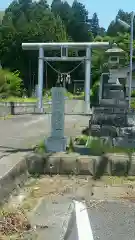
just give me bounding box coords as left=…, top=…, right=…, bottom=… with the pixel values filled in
left=0, top=208, right=33, bottom=240
left=7, top=175, right=135, bottom=212
left=0, top=208, right=31, bottom=234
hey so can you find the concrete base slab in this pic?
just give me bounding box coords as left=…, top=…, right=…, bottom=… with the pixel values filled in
left=46, top=136, right=67, bottom=152
left=28, top=196, right=74, bottom=240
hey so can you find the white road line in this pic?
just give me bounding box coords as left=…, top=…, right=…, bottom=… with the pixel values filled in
left=74, top=200, right=94, bottom=240
left=23, top=116, right=49, bottom=127
left=24, top=116, right=77, bottom=127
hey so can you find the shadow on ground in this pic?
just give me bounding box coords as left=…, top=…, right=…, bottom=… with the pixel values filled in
left=0, top=145, right=33, bottom=153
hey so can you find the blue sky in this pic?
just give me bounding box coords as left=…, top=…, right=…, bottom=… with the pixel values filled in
left=0, top=0, right=135, bottom=29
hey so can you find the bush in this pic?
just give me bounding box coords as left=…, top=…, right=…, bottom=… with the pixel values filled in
left=0, top=69, right=23, bottom=98
left=91, top=81, right=99, bottom=106
left=87, top=137, right=111, bottom=155
left=131, top=90, right=135, bottom=98
left=75, top=135, right=88, bottom=145
left=131, top=99, right=135, bottom=109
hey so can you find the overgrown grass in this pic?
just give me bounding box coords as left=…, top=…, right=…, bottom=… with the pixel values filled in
left=65, top=91, right=84, bottom=99
left=96, top=176, right=135, bottom=186
left=87, top=137, right=135, bottom=155
left=0, top=114, right=13, bottom=120
left=73, top=135, right=135, bottom=156
left=66, top=137, right=75, bottom=153
left=0, top=91, right=84, bottom=103
left=33, top=140, right=47, bottom=153
left=131, top=99, right=135, bottom=109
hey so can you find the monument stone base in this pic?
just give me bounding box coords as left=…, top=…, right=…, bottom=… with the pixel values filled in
left=46, top=136, right=67, bottom=152
left=113, top=137, right=135, bottom=148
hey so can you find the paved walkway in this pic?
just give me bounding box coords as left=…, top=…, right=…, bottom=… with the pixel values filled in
left=0, top=114, right=89, bottom=158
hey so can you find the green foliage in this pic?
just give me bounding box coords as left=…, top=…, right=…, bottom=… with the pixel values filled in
left=0, top=69, right=23, bottom=98
left=131, top=90, right=135, bottom=97
left=0, top=96, right=37, bottom=102
left=75, top=135, right=88, bottom=145
left=87, top=137, right=111, bottom=155
left=107, top=10, right=132, bottom=37
left=0, top=11, right=4, bottom=24
left=34, top=140, right=47, bottom=153
left=131, top=99, right=135, bottom=109
left=90, top=81, right=99, bottom=105
left=87, top=137, right=135, bottom=156
left=67, top=137, right=75, bottom=153
left=0, top=1, right=134, bottom=95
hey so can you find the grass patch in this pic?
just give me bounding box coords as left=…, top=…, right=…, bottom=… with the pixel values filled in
left=33, top=140, right=47, bottom=153
left=0, top=91, right=85, bottom=103
left=0, top=97, right=38, bottom=103
left=101, top=176, right=135, bottom=185
left=64, top=91, right=84, bottom=99
left=0, top=114, right=13, bottom=120
left=66, top=137, right=75, bottom=153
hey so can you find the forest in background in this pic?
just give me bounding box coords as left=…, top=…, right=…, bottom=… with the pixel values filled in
left=0, top=0, right=135, bottom=96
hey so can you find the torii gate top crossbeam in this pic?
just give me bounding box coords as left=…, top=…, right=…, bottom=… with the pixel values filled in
left=22, top=42, right=111, bottom=50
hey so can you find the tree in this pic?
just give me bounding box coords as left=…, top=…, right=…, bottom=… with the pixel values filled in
left=69, top=0, right=92, bottom=42
left=91, top=13, right=100, bottom=37
left=51, top=0, right=62, bottom=14
left=0, top=1, right=134, bottom=94
left=0, top=0, right=68, bottom=91
left=107, top=10, right=134, bottom=37
left=0, top=69, right=23, bottom=97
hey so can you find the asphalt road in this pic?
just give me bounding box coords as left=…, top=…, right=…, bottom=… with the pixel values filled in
left=68, top=200, right=135, bottom=240
left=0, top=114, right=89, bottom=157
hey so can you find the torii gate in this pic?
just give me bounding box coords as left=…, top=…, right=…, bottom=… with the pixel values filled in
left=22, top=42, right=111, bottom=113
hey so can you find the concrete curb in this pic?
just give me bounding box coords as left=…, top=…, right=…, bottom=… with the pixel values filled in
left=0, top=99, right=87, bottom=116
left=26, top=152, right=135, bottom=176
left=64, top=202, right=75, bottom=240
left=0, top=152, right=29, bottom=205
left=0, top=102, right=51, bottom=116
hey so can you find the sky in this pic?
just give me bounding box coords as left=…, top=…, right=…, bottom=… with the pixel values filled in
left=0, top=0, right=135, bottom=29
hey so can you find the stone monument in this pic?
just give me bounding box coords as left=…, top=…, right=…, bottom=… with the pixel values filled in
left=46, top=87, right=67, bottom=152
left=90, top=45, right=135, bottom=148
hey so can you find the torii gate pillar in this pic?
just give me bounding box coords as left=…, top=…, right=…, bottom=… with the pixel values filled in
left=85, top=47, right=91, bottom=114
left=38, top=47, right=44, bottom=112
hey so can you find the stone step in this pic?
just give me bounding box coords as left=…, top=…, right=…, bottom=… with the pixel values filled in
left=91, top=114, right=128, bottom=127
left=90, top=125, right=119, bottom=137
left=93, top=107, right=131, bottom=114
left=113, top=137, right=135, bottom=148
left=99, top=99, right=128, bottom=107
